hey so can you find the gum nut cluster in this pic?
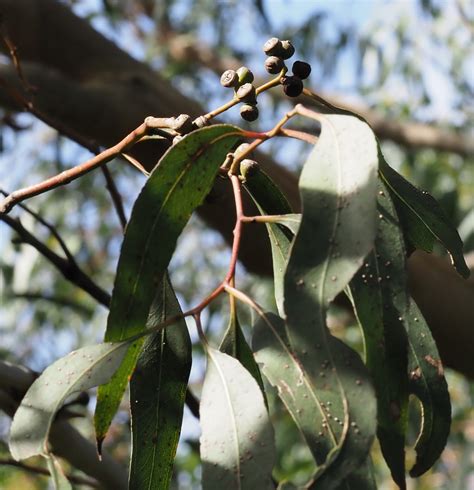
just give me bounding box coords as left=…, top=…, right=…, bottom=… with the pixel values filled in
left=262, top=37, right=311, bottom=98
left=220, top=66, right=258, bottom=122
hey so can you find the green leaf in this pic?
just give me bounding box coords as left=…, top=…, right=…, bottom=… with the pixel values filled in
left=336, top=456, right=377, bottom=490
left=200, top=347, right=275, bottom=489
left=253, top=312, right=376, bottom=489
left=46, top=455, right=72, bottom=490
left=129, top=275, right=191, bottom=490
left=379, top=157, right=469, bottom=278
left=404, top=298, right=451, bottom=477
left=9, top=340, right=131, bottom=461
left=348, top=182, right=409, bottom=489
left=219, top=297, right=265, bottom=394
left=95, top=125, right=242, bottom=445
left=258, top=214, right=301, bottom=235
left=283, top=112, right=379, bottom=486
left=244, top=170, right=294, bottom=316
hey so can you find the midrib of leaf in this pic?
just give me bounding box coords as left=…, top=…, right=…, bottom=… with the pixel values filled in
left=208, top=349, right=242, bottom=488
left=312, top=114, right=350, bottom=444
left=258, top=312, right=338, bottom=445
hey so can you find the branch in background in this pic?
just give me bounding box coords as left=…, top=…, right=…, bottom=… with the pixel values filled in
left=0, top=458, right=99, bottom=488
left=163, top=32, right=474, bottom=157
left=100, top=165, right=127, bottom=230
left=0, top=189, right=76, bottom=263
left=0, top=214, right=111, bottom=307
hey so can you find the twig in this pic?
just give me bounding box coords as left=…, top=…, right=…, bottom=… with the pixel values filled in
left=0, top=458, right=99, bottom=488
left=0, top=189, right=77, bottom=264
left=0, top=30, right=36, bottom=93
left=0, top=121, right=151, bottom=214
left=0, top=214, right=111, bottom=307
left=279, top=128, right=318, bottom=144
left=100, top=165, right=127, bottom=230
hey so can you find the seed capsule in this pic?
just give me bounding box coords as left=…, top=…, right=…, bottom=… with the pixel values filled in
left=264, top=56, right=285, bottom=74
left=240, top=104, right=259, bottom=122
left=236, top=66, right=254, bottom=85
left=292, top=60, right=311, bottom=79
left=236, top=83, right=256, bottom=103
left=220, top=69, right=238, bottom=88
left=281, top=75, right=303, bottom=97
left=240, top=159, right=260, bottom=180
left=280, top=40, right=295, bottom=60
left=263, top=37, right=283, bottom=56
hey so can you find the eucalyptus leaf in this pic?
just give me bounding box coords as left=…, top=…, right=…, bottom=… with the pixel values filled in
left=9, top=340, right=131, bottom=461
left=244, top=169, right=294, bottom=316
left=259, top=214, right=302, bottom=235
left=46, top=454, right=72, bottom=490
left=348, top=182, right=409, bottom=489
left=283, top=112, right=379, bottom=486
left=379, top=157, right=469, bottom=278
left=95, top=125, right=242, bottom=445
left=404, top=298, right=451, bottom=477
left=219, top=297, right=265, bottom=394
left=200, top=348, right=275, bottom=489
left=129, top=275, right=191, bottom=490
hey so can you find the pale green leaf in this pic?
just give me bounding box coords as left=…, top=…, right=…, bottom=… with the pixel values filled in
left=46, top=454, right=72, bottom=490
left=283, top=112, right=379, bottom=486
left=200, top=348, right=275, bottom=489
left=9, top=341, right=131, bottom=461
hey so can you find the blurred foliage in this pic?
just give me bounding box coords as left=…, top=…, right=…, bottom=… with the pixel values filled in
left=0, top=0, right=472, bottom=488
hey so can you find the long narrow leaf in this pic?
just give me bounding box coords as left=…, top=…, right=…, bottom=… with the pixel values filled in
left=95, top=125, right=242, bottom=446
left=129, top=276, right=191, bottom=490
left=200, top=348, right=275, bottom=489
left=404, top=298, right=451, bottom=477
left=379, top=158, right=469, bottom=278
left=348, top=182, right=410, bottom=489
left=9, top=341, right=131, bottom=461
left=244, top=170, right=294, bottom=316
left=219, top=296, right=265, bottom=394
left=283, top=112, right=379, bottom=487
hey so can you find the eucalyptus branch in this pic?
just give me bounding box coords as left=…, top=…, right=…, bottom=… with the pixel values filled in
left=100, top=165, right=127, bottom=230
left=0, top=214, right=111, bottom=307
left=0, top=189, right=76, bottom=264
left=0, top=121, right=153, bottom=214
left=0, top=458, right=99, bottom=488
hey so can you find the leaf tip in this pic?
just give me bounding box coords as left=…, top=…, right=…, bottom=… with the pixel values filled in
left=96, top=437, right=104, bottom=460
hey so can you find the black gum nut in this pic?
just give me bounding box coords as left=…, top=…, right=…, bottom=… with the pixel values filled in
left=282, top=76, right=303, bottom=97
left=292, top=61, right=311, bottom=80
left=240, top=104, right=259, bottom=122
